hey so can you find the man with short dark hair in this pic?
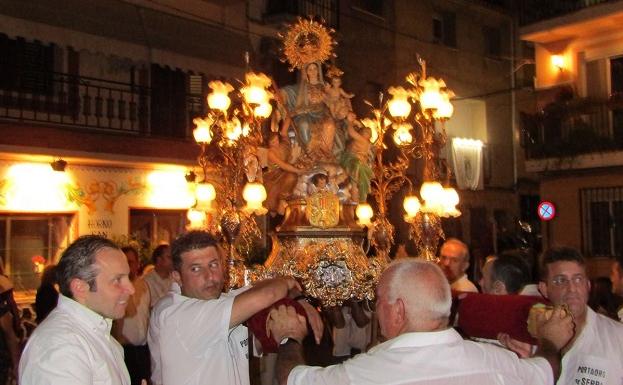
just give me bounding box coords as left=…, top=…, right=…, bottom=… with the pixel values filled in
left=148, top=230, right=320, bottom=385
left=271, top=259, right=573, bottom=385
left=438, top=238, right=478, bottom=292
left=480, top=253, right=531, bottom=295
left=537, top=246, right=623, bottom=385
left=20, top=235, right=135, bottom=385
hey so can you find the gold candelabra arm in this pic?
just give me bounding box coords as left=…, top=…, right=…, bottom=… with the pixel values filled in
left=197, top=143, right=210, bottom=180
left=417, top=55, right=427, bottom=79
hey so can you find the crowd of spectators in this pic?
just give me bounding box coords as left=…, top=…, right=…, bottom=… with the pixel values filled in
left=2, top=233, right=623, bottom=385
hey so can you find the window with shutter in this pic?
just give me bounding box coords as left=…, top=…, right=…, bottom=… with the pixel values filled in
left=129, top=209, right=187, bottom=247
left=581, top=187, right=623, bottom=257
left=432, top=11, right=457, bottom=48
left=483, top=26, right=501, bottom=57
left=442, top=12, right=456, bottom=48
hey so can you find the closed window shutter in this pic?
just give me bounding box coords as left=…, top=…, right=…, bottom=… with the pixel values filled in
left=443, top=12, right=456, bottom=48
left=586, top=59, right=608, bottom=99
left=189, top=75, right=203, bottom=95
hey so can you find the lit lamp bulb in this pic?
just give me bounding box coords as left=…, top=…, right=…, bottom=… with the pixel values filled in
left=355, top=203, right=374, bottom=226
left=419, top=78, right=444, bottom=111
left=187, top=209, right=206, bottom=228
left=254, top=102, right=272, bottom=118
left=393, top=123, right=413, bottom=146
left=403, top=195, right=421, bottom=222
left=420, top=181, right=444, bottom=214
left=207, top=81, right=234, bottom=112
left=195, top=182, right=216, bottom=211
left=242, top=182, right=267, bottom=215
left=441, top=187, right=461, bottom=217
left=387, top=86, right=412, bottom=119
left=193, top=117, right=213, bottom=144
left=551, top=54, right=565, bottom=71
left=241, top=72, right=273, bottom=105
left=433, top=91, right=454, bottom=119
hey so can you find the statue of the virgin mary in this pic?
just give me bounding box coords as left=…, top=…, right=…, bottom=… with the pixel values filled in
left=279, top=61, right=338, bottom=162
left=276, top=18, right=341, bottom=164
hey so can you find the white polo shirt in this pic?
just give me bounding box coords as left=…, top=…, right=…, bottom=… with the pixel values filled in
left=288, top=328, right=552, bottom=385
left=519, top=284, right=542, bottom=297
left=143, top=270, right=173, bottom=307
left=451, top=274, right=479, bottom=293
left=559, top=307, right=623, bottom=385
left=149, top=287, right=249, bottom=385
left=19, top=294, right=130, bottom=385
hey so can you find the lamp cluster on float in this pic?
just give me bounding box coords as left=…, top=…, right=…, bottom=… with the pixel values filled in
left=353, top=56, right=461, bottom=260
left=403, top=181, right=460, bottom=223
left=188, top=64, right=272, bottom=229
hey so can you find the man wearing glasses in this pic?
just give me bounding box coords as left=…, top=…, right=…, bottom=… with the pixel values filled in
left=538, top=247, right=623, bottom=385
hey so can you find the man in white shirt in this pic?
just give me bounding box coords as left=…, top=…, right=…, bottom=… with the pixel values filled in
left=19, top=235, right=135, bottom=385
left=270, top=259, right=574, bottom=385
left=537, top=247, right=623, bottom=385
left=113, top=246, right=151, bottom=385
left=148, top=230, right=318, bottom=385
left=143, top=244, right=173, bottom=307
left=438, top=238, right=478, bottom=292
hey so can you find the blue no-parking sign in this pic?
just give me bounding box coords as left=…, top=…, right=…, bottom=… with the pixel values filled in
left=537, top=201, right=556, bottom=221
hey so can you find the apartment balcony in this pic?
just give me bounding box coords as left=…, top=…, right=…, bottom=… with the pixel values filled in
left=0, top=70, right=203, bottom=161
left=519, top=0, right=622, bottom=27
left=521, top=96, right=623, bottom=171
left=519, top=0, right=623, bottom=44
left=264, top=0, right=340, bottom=29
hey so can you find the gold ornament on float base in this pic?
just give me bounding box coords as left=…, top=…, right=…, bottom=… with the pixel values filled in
left=265, top=238, right=383, bottom=307
left=305, top=191, right=340, bottom=229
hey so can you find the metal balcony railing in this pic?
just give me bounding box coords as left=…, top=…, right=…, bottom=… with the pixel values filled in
left=519, top=0, right=621, bottom=26
left=265, top=0, right=339, bottom=29
left=521, top=96, right=623, bottom=159
left=0, top=70, right=204, bottom=139
left=1, top=71, right=146, bottom=132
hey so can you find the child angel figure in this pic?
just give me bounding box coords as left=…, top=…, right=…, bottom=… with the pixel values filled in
left=307, top=173, right=330, bottom=196
left=339, top=112, right=373, bottom=202
left=324, top=65, right=354, bottom=120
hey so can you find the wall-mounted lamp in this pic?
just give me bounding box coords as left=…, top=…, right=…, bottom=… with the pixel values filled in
left=50, top=158, right=67, bottom=172
left=551, top=54, right=565, bottom=71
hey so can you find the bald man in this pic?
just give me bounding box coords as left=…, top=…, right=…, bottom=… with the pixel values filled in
left=270, top=259, right=574, bottom=385
left=438, top=238, right=478, bottom=292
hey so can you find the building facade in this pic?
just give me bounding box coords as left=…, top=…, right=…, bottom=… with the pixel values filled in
left=519, top=0, right=623, bottom=276
left=0, top=0, right=522, bottom=296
